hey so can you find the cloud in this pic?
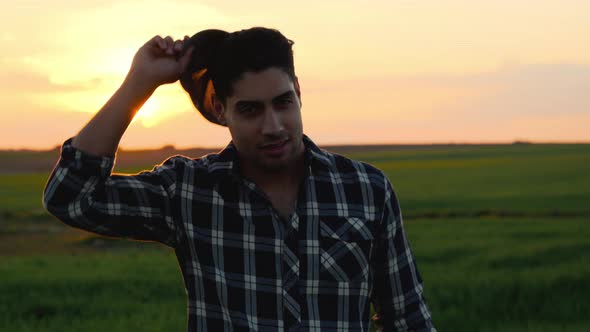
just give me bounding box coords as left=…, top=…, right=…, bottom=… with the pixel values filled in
left=468, top=63, right=590, bottom=116
left=0, top=0, right=230, bottom=82
left=305, top=62, right=590, bottom=115
left=0, top=69, right=105, bottom=94
left=301, top=62, right=590, bottom=143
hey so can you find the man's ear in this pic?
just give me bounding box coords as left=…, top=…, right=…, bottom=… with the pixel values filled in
left=294, top=76, right=302, bottom=106
left=211, top=94, right=227, bottom=125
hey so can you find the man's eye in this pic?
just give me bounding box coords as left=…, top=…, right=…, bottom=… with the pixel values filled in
left=276, top=98, right=293, bottom=106
left=238, top=106, right=255, bottom=114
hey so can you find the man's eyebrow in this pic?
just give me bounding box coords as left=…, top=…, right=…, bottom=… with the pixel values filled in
left=234, top=91, right=296, bottom=107
left=235, top=100, right=263, bottom=109
left=272, top=91, right=296, bottom=102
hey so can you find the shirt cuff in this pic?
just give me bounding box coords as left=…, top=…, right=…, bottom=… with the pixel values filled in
left=58, top=137, right=115, bottom=178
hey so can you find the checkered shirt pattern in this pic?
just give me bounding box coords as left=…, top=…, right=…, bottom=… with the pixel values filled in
left=43, top=135, right=435, bottom=331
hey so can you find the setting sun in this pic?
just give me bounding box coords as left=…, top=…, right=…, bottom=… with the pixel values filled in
left=133, top=97, right=162, bottom=128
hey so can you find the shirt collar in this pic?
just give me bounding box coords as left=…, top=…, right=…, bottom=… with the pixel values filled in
left=302, top=134, right=336, bottom=171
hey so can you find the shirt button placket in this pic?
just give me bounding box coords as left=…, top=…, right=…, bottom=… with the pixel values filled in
left=281, top=212, right=301, bottom=331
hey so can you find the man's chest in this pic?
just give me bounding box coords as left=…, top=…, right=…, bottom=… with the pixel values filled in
left=176, top=179, right=379, bottom=285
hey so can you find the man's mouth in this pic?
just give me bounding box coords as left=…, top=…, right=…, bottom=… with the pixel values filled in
left=259, top=138, right=289, bottom=155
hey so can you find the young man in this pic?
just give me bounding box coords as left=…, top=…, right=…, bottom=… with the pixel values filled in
left=44, top=27, right=436, bottom=331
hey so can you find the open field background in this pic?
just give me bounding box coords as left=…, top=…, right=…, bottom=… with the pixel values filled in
left=1, top=143, right=589, bottom=331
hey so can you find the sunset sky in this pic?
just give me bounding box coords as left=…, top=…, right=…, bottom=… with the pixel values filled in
left=1, top=0, right=589, bottom=150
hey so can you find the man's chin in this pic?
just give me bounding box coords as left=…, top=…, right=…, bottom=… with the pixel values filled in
left=256, top=139, right=303, bottom=171
left=255, top=155, right=292, bottom=172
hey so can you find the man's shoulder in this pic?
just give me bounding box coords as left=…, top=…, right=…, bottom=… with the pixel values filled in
left=314, top=149, right=392, bottom=220
left=304, top=135, right=382, bottom=178
left=317, top=148, right=388, bottom=186
left=321, top=149, right=386, bottom=181
left=155, top=151, right=224, bottom=174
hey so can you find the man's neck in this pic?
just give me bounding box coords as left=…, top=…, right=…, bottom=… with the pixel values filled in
left=240, top=154, right=306, bottom=191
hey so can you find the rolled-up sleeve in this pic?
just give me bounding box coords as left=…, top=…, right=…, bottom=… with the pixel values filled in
left=370, top=180, right=436, bottom=331
left=43, top=137, right=181, bottom=248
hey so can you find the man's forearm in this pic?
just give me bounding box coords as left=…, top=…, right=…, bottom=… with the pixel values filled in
left=71, top=73, right=156, bottom=157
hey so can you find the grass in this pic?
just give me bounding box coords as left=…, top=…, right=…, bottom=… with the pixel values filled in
left=1, top=143, right=589, bottom=331
left=0, top=173, right=48, bottom=214
left=348, top=144, right=590, bottom=217
left=0, top=248, right=186, bottom=332
left=404, top=217, right=590, bottom=331
left=1, top=217, right=588, bottom=331
left=3, top=143, right=590, bottom=217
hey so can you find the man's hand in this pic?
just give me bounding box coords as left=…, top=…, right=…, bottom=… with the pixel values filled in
left=128, top=35, right=194, bottom=91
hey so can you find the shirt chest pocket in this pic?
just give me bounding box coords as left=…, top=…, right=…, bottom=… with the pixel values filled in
left=318, top=217, right=375, bottom=283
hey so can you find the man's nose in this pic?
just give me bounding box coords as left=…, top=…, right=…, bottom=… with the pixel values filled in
left=261, top=109, right=284, bottom=135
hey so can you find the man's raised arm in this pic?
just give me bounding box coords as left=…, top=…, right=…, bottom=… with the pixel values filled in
left=72, top=35, right=193, bottom=156
left=43, top=35, right=194, bottom=247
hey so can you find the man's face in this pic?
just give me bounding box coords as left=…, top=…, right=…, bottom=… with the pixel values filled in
left=216, top=67, right=304, bottom=172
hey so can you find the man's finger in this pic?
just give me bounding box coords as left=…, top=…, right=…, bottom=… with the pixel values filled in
left=173, top=40, right=183, bottom=52
left=179, top=45, right=195, bottom=71
left=150, top=35, right=165, bottom=49
left=164, top=36, right=174, bottom=48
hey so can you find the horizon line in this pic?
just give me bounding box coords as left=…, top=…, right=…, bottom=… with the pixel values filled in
left=2, top=139, right=590, bottom=152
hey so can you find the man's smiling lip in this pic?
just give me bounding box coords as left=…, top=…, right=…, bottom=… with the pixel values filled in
left=259, top=138, right=289, bottom=155
left=260, top=138, right=289, bottom=149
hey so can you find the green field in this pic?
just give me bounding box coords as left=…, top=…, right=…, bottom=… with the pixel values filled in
left=1, top=143, right=589, bottom=331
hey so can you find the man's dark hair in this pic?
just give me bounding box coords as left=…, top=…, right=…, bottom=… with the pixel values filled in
left=180, top=27, right=295, bottom=125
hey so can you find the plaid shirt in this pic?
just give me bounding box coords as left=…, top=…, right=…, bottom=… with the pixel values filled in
left=43, top=135, right=435, bottom=332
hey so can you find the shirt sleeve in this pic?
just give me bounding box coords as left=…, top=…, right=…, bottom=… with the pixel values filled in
left=370, top=179, right=436, bottom=331
left=43, top=137, right=181, bottom=248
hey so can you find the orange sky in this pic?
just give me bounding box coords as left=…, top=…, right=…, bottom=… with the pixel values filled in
left=1, top=0, right=589, bottom=149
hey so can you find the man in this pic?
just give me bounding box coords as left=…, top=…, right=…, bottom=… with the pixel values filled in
left=43, top=27, right=436, bottom=331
